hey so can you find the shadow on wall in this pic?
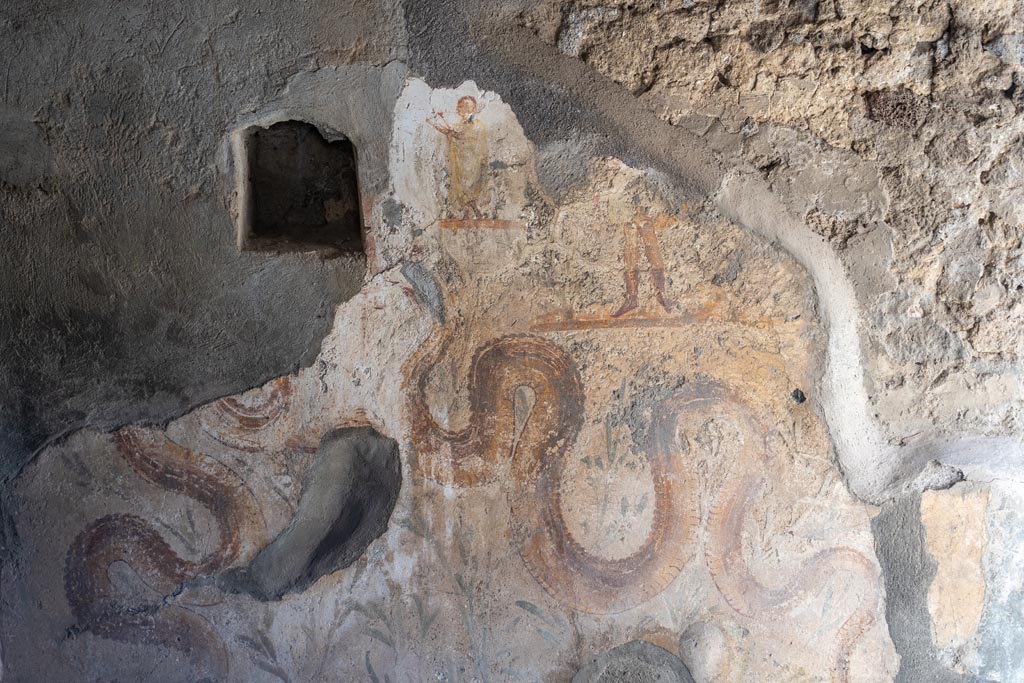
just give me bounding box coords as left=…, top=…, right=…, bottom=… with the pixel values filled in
left=0, top=58, right=413, bottom=480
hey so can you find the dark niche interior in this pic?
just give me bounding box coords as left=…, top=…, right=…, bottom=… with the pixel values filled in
left=240, top=120, right=364, bottom=256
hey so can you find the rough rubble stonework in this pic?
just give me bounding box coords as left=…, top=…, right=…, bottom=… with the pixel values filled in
left=521, top=0, right=1024, bottom=455
left=1, top=0, right=1023, bottom=681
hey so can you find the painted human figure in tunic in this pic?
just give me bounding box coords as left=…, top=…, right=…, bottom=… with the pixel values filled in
left=427, top=95, right=489, bottom=219
left=606, top=182, right=678, bottom=317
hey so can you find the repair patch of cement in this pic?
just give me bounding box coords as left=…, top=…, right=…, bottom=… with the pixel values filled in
left=573, top=640, right=696, bottom=683
left=220, top=426, right=401, bottom=601
left=872, top=493, right=972, bottom=682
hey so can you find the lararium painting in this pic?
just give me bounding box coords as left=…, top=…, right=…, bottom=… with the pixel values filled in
left=3, top=6, right=1023, bottom=682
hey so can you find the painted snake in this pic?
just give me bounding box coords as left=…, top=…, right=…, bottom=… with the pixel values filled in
left=407, top=333, right=585, bottom=488
left=64, top=427, right=265, bottom=678
left=406, top=332, right=698, bottom=613
left=408, top=331, right=878, bottom=671
left=701, top=391, right=879, bottom=683
left=198, top=376, right=293, bottom=452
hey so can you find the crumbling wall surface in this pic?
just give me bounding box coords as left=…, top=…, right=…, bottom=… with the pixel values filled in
left=519, top=0, right=1024, bottom=492
left=504, top=5, right=1024, bottom=677
left=0, top=0, right=405, bottom=478
left=2, top=0, right=1023, bottom=682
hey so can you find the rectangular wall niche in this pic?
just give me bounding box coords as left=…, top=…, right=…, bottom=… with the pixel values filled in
left=236, top=120, right=364, bottom=255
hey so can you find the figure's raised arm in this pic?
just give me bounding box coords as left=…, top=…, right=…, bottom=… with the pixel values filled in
left=426, top=111, right=453, bottom=136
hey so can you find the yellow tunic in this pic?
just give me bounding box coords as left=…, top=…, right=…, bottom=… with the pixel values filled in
left=446, top=118, right=488, bottom=212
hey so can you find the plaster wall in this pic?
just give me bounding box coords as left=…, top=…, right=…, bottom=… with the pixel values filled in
left=1, top=1, right=1022, bottom=681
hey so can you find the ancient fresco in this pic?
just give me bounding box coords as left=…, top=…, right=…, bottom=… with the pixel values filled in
left=3, top=79, right=903, bottom=682
left=62, top=427, right=267, bottom=676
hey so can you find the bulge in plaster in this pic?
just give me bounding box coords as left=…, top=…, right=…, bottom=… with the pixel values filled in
left=218, top=426, right=401, bottom=601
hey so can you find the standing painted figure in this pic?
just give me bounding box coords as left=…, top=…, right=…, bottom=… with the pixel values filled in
left=606, top=183, right=678, bottom=317
left=427, top=95, right=489, bottom=219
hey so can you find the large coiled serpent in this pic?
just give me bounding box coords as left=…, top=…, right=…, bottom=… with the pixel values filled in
left=407, top=330, right=878, bottom=670
left=702, top=399, right=879, bottom=683
left=64, top=427, right=265, bottom=678
left=406, top=332, right=698, bottom=613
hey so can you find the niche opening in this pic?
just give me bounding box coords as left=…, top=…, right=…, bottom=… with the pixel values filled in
left=237, top=120, right=364, bottom=255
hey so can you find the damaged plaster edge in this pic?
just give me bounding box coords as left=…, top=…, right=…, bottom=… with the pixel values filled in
left=466, top=13, right=725, bottom=200
left=6, top=64, right=414, bottom=487
left=902, top=436, right=1024, bottom=491
left=5, top=262, right=418, bottom=491
left=716, top=172, right=890, bottom=500
left=220, top=61, right=411, bottom=238
left=3, top=362, right=303, bottom=487
left=718, top=172, right=1024, bottom=502
left=229, top=127, right=254, bottom=252
left=242, top=61, right=409, bottom=191
left=871, top=492, right=966, bottom=683
left=5, top=249, right=356, bottom=485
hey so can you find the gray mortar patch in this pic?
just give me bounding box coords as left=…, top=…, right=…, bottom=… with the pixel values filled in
left=535, top=138, right=599, bottom=201
left=573, top=640, right=696, bottom=683
left=219, top=426, right=401, bottom=601
left=872, top=493, right=975, bottom=683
